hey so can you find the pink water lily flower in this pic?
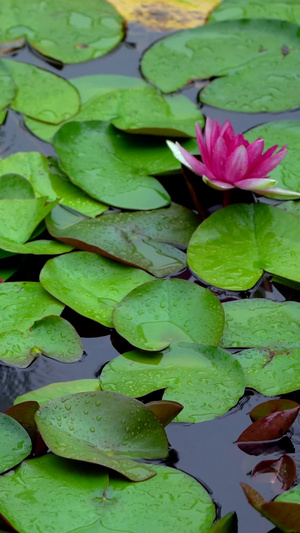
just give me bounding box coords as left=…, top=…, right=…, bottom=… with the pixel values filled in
left=167, top=118, right=300, bottom=198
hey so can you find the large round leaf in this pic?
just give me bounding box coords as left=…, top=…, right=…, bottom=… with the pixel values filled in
left=141, top=19, right=300, bottom=112
left=14, top=379, right=101, bottom=406
left=46, top=204, right=199, bottom=277
left=53, top=121, right=170, bottom=210
left=0, top=316, right=83, bottom=368
left=0, top=454, right=215, bottom=532
left=245, top=120, right=300, bottom=198
left=0, top=0, right=124, bottom=64
left=236, top=347, right=300, bottom=396
left=3, top=59, right=79, bottom=123
left=0, top=152, right=107, bottom=217
left=35, top=391, right=168, bottom=481
left=188, top=203, right=300, bottom=291
left=220, top=300, right=300, bottom=348
left=113, top=279, right=224, bottom=350
left=0, top=282, right=64, bottom=333
left=209, top=0, right=300, bottom=24
left=100, top=343, right=245, bottom=423
left=0, top=413, right=31, bottom=474
left=40, top=251, right=153, bottom=327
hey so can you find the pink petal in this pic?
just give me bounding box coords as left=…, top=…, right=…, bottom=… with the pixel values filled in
left=196, top=122, right=210, bottom=167
left=229, top=133, right=249, bottom=152
left=235, top=178, right=277, bottom=190
left=248, top=146, right=288, bottom=180
left=246, top=139, right=265, bottom=173
left=167, top=141, right=217, bottom=180
left=211, top=136, right=228, bottom=179
left=220, top=120, right=233, bottom=137
left=202, top=176, right=234, bottom=190
left=224, top=145, right=249, bottom=183
left=205, top=117, right=214, bottom=158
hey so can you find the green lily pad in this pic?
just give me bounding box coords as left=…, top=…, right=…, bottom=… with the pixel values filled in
left=236, top=347, right=300, bottom=396
left=25, top=75, right=203, bottom=140
left=100, top=343, right=245, bottom=423
left=0, top=454, right=215, bottom=533
left=245, top=120, right=300, bottom=198
left=3, top=59, right=79, bottom=123
left=220, top=300, right=300, bottom=348
left=0, top=174, right=35, bottom=199
left=0, top=315, right=83, bottom=368
left=0, top=413, right=31, bottom=474
left=0, top=0, right=124, bottom=64
left=209, top=0, right=300, bottom=24
left=46, top=203, right=199, bottom=277
left=53, top=121, right=171, bottom=210
left=112, top=279, right=224, bottom=351
left=0, top=237, right=73, bottom=255
left=0, top=61, right=14, bottom=112
left=35, top=391, right=169, bottom=481
left=0, top=152, right=107, bottom=217
left=141, top=19, right=300, bottom=112
left=210, top=512, right=238, bottom=533
left=188, top=203, right=300, bottom=291
left=40, top=251, right=153, bottom=327
left=14, top=379, right=101, bottom=406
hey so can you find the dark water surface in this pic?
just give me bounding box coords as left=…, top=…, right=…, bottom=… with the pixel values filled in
left=0, top=21, right=300, bottom=533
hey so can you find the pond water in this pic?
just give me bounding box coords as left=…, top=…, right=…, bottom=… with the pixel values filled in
left=0, top=20, right=300, bottom=533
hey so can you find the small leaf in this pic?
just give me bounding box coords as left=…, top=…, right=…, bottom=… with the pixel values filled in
left=237, top=408, right=300, bottom=442
left=14, top=379, right=101, bottom=406
left=252, top=455, right=297, bottom=491
left=146, top=400, right=183, bottom=426
left=250, top=400, right=300, bottom=421
left=0, top=413, right=32, bottom=473
left=210, top=511, right=238, bottom=532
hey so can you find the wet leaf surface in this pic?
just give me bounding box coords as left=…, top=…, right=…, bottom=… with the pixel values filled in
left=0, top=237, right=73, bottom=255
left=53, top=121, right=171, bottom=210
left=35, top=391, right=169, bottom=481
left=250, top=400, right=300, bottom=421
left=0, top=454, right=215, bottom=532
left=209, top=0, right=300, bottom=24
left=0, top=0, right=124, bottom=64
left=0, top=413, right=31, bottom=474
left=100, top=343, right=245, bottom=423
left=251, top=455, right=297, bottom=491
left=188, top=203, right=300, bottom=290
left=14, top=379, right=101, bottom=406
left=112, top=279, right=224, bottom=350
left=141, top=20, right=300, bottom=112
left=237, top=408, right=300, bottom=442
left=46, top=203, right=199, bottom=277
left=40, top=251, right=153, bottom=327
left=220, top=300, right=300, bottom=348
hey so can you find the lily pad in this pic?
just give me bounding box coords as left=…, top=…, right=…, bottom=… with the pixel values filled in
left=209, top=0, right=300, bottom=24
left=250, top=399, right=300, bottom=421
left=0, top=0, right=124, bottom=64
left=35, top=391, right=168, bottom=481
left=0, top=152, right=107, bottom=217
left=14, top=379, right=101, bottom=406
left=188, top=203, right=300, bottom=291
left=100, top=343, right=245, bottom=423
left=237, top=408, right=300, bottom=442
left=0, top=61, right=14, bottom=112
left=0, top=282, right=64, bottom=333
left=25, top=75, right=203, bottom=140
left=252, top=455, right=297, bottom=492
left=53, top=121, right=171, bottom=210
left=0, top=454, right=215, bottom=532
left=0, top=315, right=83, bottom=368
left=220, top=300, right=300, bottom=348
left=0, top=237, right=73, bottom=255
left=3, top=59, right=79, bottom=123
left=245, top=121, right=300, bottom=198
left=112, top=279, right=224, bottom=351
left=0, top=174, right=35, bottom=199
left=46, top=203, right=199, bottom=277
left=0, top=413, right=31, bottom=474
left=40, top=251, right=153, bottom=327
left=141, top=19, right=300, bottom=112
left=235, top=347, right=300, bottom=396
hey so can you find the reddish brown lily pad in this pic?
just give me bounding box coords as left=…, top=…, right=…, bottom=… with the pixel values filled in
left=146, top=400, right=183, bottom=426
left=250, top=399, right=300, bottom=421
left=237, top=408, right=300, bottom=443
left=251, top=455, right=297, bottom=491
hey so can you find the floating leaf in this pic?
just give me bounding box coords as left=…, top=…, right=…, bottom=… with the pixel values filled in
left=3, top=59, right=79, bottom=123
left=210, top=512, right=238, bottom=532
left=242, top=483, right=300, bottom=532
left=0, top=282, right=64, bottom=334
left=141, top=20, right=300, bottom=112
left=0, top=316, right=83, bottom=368
left=0, top=0, right=124, bottom=64
left=188, top=203, right=300, bottom=291
left=220, top=300, right=300, bottom=348
left=53, top=121, right=171, bottom=210
left=14, top=379, right=101, bottom=406
left=250, top=400, right=300, bottom=421
left=209, top=0, right=300, bottom=24
left=40, top=251, right=153, bottom=327
left=252, top=455, right=297, bottom=491
left=0, top=152, right=107, bottom=217
left=5, top=401, right=40, bottom=446
left=113, top=279, right=224, bottom=350
left=100, top=343, right=245, bottom=423
left=35, top=391, right=169, bottom=481
left=237, top=408, right=300, bottom=442
left=0, top=454, right=215, bottom=532
left=0, top=61, right=14, bottom=112
left=0, top=174, right=35, bottom=199
left=236, top=347, right=300, bottom=396
left=0, top=413, right=31, bottom=474
left=0, top=237, right=73, bottom=255
left=46, top=204, right=199, bottom=277
left=146, top=400, right=183, bottom=426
